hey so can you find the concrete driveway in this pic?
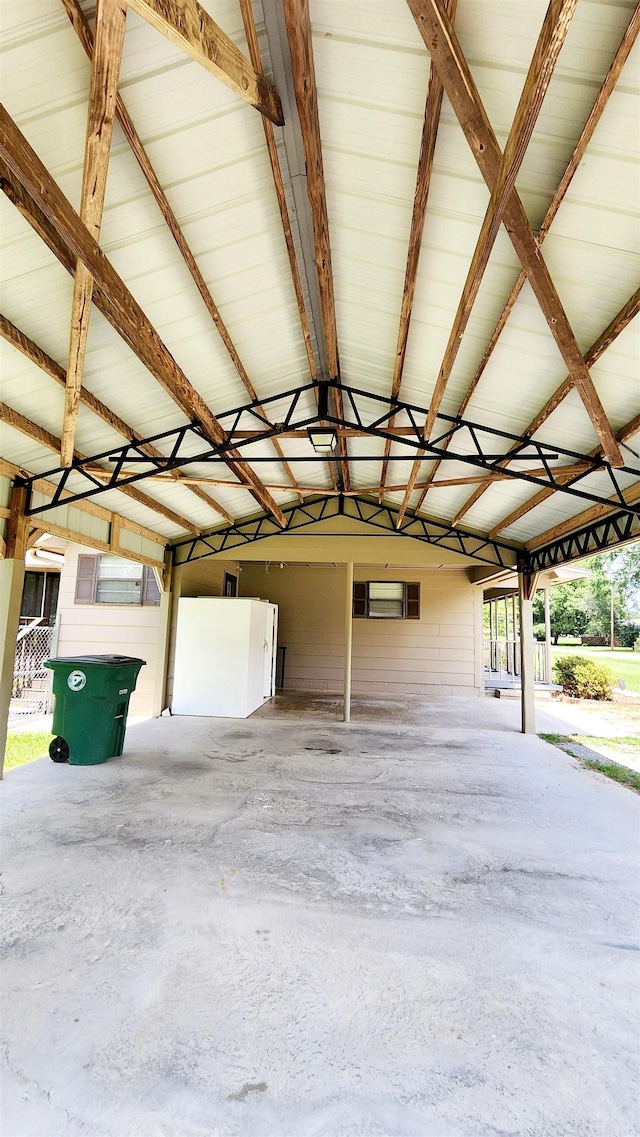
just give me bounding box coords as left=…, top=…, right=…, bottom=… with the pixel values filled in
left=2, top=698, right=639, bottom=1136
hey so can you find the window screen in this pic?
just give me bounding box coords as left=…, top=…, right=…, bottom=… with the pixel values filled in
left=96, top=555, right=143, bottom=605
left=368, top=581, right=405, bottom=618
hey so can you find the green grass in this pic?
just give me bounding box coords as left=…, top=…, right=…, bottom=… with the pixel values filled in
left=539, top=732, right=640, bottom=793
left=4, top=731, right=52, bottom=771
left=578, top=759, right=640, bottom=792
left=550, top=645, right=640, bottom=694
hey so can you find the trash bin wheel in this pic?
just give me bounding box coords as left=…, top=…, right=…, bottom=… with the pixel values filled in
left=49, top=736, right=70, bottom=763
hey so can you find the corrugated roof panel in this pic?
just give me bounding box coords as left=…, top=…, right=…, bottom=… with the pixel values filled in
left=1, top=0, right=637, bottom=553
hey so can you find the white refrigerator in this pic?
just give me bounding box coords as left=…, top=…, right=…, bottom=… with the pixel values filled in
left=172, top=597, right=278, bottom=718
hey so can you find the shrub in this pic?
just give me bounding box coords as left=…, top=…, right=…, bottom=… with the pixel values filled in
left=619, top=621, right=640, bottom=648
left=533, top=623, right=546, bottom=642
left=553, top=655, right=616, bottom=700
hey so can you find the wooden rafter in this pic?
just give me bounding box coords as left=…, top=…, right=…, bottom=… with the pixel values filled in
left=405, top=0, right=623, bottom=469
left=378, top=0, right=456, bottom=503
left=0, top=108, right=286, bottom=524
left=1, top=402, right=201, bottom=534
left=486, top=407, right=640, bottom=540
left=239, top=0, right=334, bottom=498
left=125, top=0, right=283, bottom=124
left=60, top=0, right=303, bottom=507
left=422, top=0, right=577, bottom=440
left=452, top=287, right=640, bottom=531
left=0, top=314, right=234, bottom=524
left=238, top=0, right=316, bottom=381
left=281, top=0, right=350, bottom=490
left=413, top=6, right=640, bottom=515
left=62, top=0, right=126, bottom=468
left=399, top=0, right=577, bottom=522
left=0, top=454, right=167, bottom=559
left=526, top=482, right=640, bottom=553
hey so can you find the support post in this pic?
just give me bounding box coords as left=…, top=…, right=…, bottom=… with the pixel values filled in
left=518, top=565, right=538, bottom=734
left=544, top=587, right=552, bottom=684
left=0, top=484, right=29, bottom=777
left=343, top=561, right=353, bottom=723
left=151, top=551, right=173, bottom=717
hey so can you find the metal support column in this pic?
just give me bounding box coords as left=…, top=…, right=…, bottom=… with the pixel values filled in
left=151, top=551, right=174, bottom=717
left=343, top=562, right=353, bottom=723
left=518, top=568, right=537, bottom=734
left=544, top=587, right=552, bottom=685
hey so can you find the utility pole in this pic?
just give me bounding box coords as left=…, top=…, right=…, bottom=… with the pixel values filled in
left=610, top=583, right=615, bottom=650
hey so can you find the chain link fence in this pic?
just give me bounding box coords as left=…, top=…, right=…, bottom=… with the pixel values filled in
left=11, top=619, right=58, bottom=718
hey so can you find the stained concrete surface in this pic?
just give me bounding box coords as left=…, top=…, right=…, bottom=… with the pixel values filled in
left=1, top=696, right=639, bottom=1137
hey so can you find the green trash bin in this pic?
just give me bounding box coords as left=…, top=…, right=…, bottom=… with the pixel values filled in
left=44, top=655, right=146, bottom=766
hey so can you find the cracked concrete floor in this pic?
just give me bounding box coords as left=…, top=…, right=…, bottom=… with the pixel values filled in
left=1, top=699, right=639, bottom=1137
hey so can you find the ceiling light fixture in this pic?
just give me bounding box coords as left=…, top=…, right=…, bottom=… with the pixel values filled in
left=308, top=428, right=337, bottom=455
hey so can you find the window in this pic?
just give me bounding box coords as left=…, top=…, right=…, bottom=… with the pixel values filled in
left=75, top=554, right=161, bottom=606
left=353, top=581, right=420, bottom=620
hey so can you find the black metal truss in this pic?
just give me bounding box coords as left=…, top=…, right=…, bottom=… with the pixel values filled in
left=16, top=379, right=640, bottom=521
left=526, top=508, right=640, bottom=573
left=171, top=495, right=519, bottom=568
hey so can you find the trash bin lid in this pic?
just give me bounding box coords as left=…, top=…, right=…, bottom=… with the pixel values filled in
left=46, top=655, right=146, bottom=667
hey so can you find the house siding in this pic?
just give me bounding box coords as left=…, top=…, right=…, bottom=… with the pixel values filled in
left=56, top=544, right=163, bottom=716
left=239, top=565, right=484, bottom=697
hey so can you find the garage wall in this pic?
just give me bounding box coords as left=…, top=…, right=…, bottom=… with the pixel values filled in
left=56, top=543, right=163, bottom=716
left=239, top=565, right=484, bottom=697
left=164, top=558, right=240, bottom=705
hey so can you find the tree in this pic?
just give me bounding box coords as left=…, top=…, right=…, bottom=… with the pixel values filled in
left=531, top=540, right=640, bottom=645
left=533, top=581, right=589, bottom=644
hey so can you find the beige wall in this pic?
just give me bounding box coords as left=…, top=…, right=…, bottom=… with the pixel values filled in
left=59, top=548, right=484, bottom=711
left=239, top=564, right=484, bottom=698
left=57, top=543, right=164, bottom=716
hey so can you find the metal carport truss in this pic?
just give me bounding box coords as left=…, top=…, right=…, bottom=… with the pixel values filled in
left=1, top=0, right=639, bottom=574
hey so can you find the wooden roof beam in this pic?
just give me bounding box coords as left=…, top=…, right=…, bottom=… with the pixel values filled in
left=61, top=0, right=302, bottom=504
left=379, top=0, right=456, bottom=503
left=526, top=482, right=640, bottom=554
left=413, top=5, right=640, bottom=514
left=0, top=108, right=286, bottom=524
left=239, top=0, right=330, bottom=499
left=416, top=3, right=640, bottom=511
left=406, top=0, right=623, bottom=469
left=451, top=287, right=640, bottom=531
left=0, top=314, right=234, bottom=524
left=125, top=0, right=283, bottom=124
left=399, top=0, right=577, bottom=523
left=486, top=407, right=640, bottom=540
left=0, top=402, right=201, bottom=534
left=281, top=0, right=350, bottom=490
left=422, top=0, right=577, bottom=440
left=62, top=0, right=126, bottom=468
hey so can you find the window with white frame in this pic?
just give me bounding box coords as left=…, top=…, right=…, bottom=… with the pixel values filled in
left=353, top=581, right=420, bottom=620
left=75, top=554, right=161, bottom=606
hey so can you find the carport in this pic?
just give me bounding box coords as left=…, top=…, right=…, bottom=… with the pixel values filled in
left=1, top=2, right=639, bottom=1130
left=1, top=0, right=639, bottom=766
